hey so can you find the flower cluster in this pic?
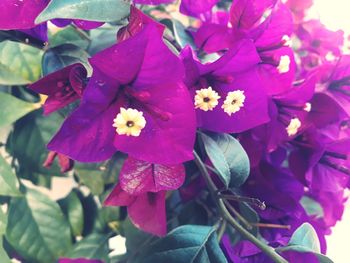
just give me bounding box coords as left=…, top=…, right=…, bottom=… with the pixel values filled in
left=3, top=0, right=350, bottom=262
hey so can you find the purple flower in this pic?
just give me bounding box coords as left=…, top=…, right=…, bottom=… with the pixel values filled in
left=180, top=0, right=219, bottom=18
left=247, top=74, right=316, bottom=153
left=117, top=6, right=164, bottom=42
left=29, top=63, right=87, bottom=115
left=47, top=25, right=196, bottom=164
left=105, top=184, right=167, bottom=236
left=19, top=23, right=49, bottom=42
left=316, top=56, right=350, bottom=117
left=296, top=20, right=344, bottom=58
left=104, top=156, right=185, bottom=235
left=285, top=0, right=314, bottom=22
left=0, top=0, right=103, bottom=40
left=0, top=0, right=49, bottom=30
left=43, top=151, right=74, bottom=173
left=193, top=1, right=296, bottom=96
left=51, top=19, right=104, bottom=30
left=119, top=157, right=186, bottom=195
left=181, top=40, right=270, bottom=133
left=289, top=129, right=350, bottom=193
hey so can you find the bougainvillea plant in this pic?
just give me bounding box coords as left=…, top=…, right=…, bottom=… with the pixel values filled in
left=0, top=0, right=349, bottom=262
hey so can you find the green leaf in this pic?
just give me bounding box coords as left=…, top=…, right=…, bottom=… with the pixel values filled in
left=75, top=168, right=104, bottom=195
left=300, top=196, right=324, bottom=219
left=0, top=208, right=7, bottom=236
left=6, top=187, right=72, bottom=263
left=59, top=190, right=84, bottom=236
left=121, top=218, right=154, bottom=254
left=0, top=93, right=39, bottom=127
left=36, top=0, right=130, bottom=24
left=49, top=26, right=91, bottom=49
left=88, top=26, right=120, bottom=55
left=136, top=225, right=228, bottom=263
left=42, top=44, right=92, bottom=76
left=0, top=238, right=11, bottom=263
left=0, top=41, right=42, bottom=85
left=276, top=223, right=333, bottom=263
left=0, top=155, right=21, bottom=197
left=172, top=20, right=196, bottom=49
left=6, top=112, right=64, bottom=181
left=66, top=233, right=110, bottom=263
left=288, top=223, right=320, bottom=253
left=201, top=133, right=250, bottom=187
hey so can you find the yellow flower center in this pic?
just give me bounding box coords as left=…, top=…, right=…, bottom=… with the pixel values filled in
left=222, top=90, right=245, bottom=116
left=277, top=55, right=291, bottom=73
left=286, top=118, right=301, bottom=136
left=113, top=107, right=146, bottom=137
left=194, top=87, right=221, bottom=111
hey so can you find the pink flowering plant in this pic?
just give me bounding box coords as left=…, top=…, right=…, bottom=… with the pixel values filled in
left=0, top=0, right=349, bottom=262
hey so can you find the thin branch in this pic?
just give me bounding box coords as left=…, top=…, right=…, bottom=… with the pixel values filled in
left=218, top=193, right=266, bottom=210
left=193, top=151, right=288, bottom=263
left=223, top=199, right=253, bottom=230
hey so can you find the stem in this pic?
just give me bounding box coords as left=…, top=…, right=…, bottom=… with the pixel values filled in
left=223, top=200, right=253, bottom=230
left=217, top=219, right=227, bottom=241
left=218, top=193, right=266, bottom=210
left=193, top=151, right=288, bottom=263
left=251, top=223, right=291, bottom=230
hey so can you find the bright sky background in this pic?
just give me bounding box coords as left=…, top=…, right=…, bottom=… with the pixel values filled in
left=312, top=0, right=350, bottom=35
left=312, top=1, right=350, bottom=262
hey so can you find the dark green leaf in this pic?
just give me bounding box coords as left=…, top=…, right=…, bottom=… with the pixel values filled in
left=0, top=155, right=21, bottom=197
left=59, top=190, right=84, bottom=236
left=136, top=225, right=227, bottom=263
left=178, top=201, right=209, bottom=226
left=0, top=30, right=46, bottom=49
left=36, top=0, right=130, bottom=24
left=6, top=187, right=72, bottom=263
left=75, top=168, right=104, bottom=195
left=6, top=112, right=64, bottom=181
left=0, top=92, right=39, bottom=127
left=201, top=133, right=231, bottom=187
left=66, top=233, right=110, bottom=263
left=42, top=44, right=91, bottom=76
left=121, top=218, right=153, bottom=254
left=0, top=41, right=42, bottom=85
left=201, top=133, right=250, bottom=187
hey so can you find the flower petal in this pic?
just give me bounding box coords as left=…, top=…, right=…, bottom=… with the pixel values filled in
left=180, top=0, right=218, bottom=18
left=197, top=69, right=270, bottom=133
left=0, top=0, right=49, bottom=30
left=120, top=157, right=185, bottom=194
left=104, top=184, right=135, bottom=207
left=128, top=191, right=167, bottom=236
left=48, top=69, right=119, bottom=162
left=29, top=63, right=87, bottom=115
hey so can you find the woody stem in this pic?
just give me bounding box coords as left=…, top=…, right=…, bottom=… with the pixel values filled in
left=193, top=151, right=288, bottom=263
